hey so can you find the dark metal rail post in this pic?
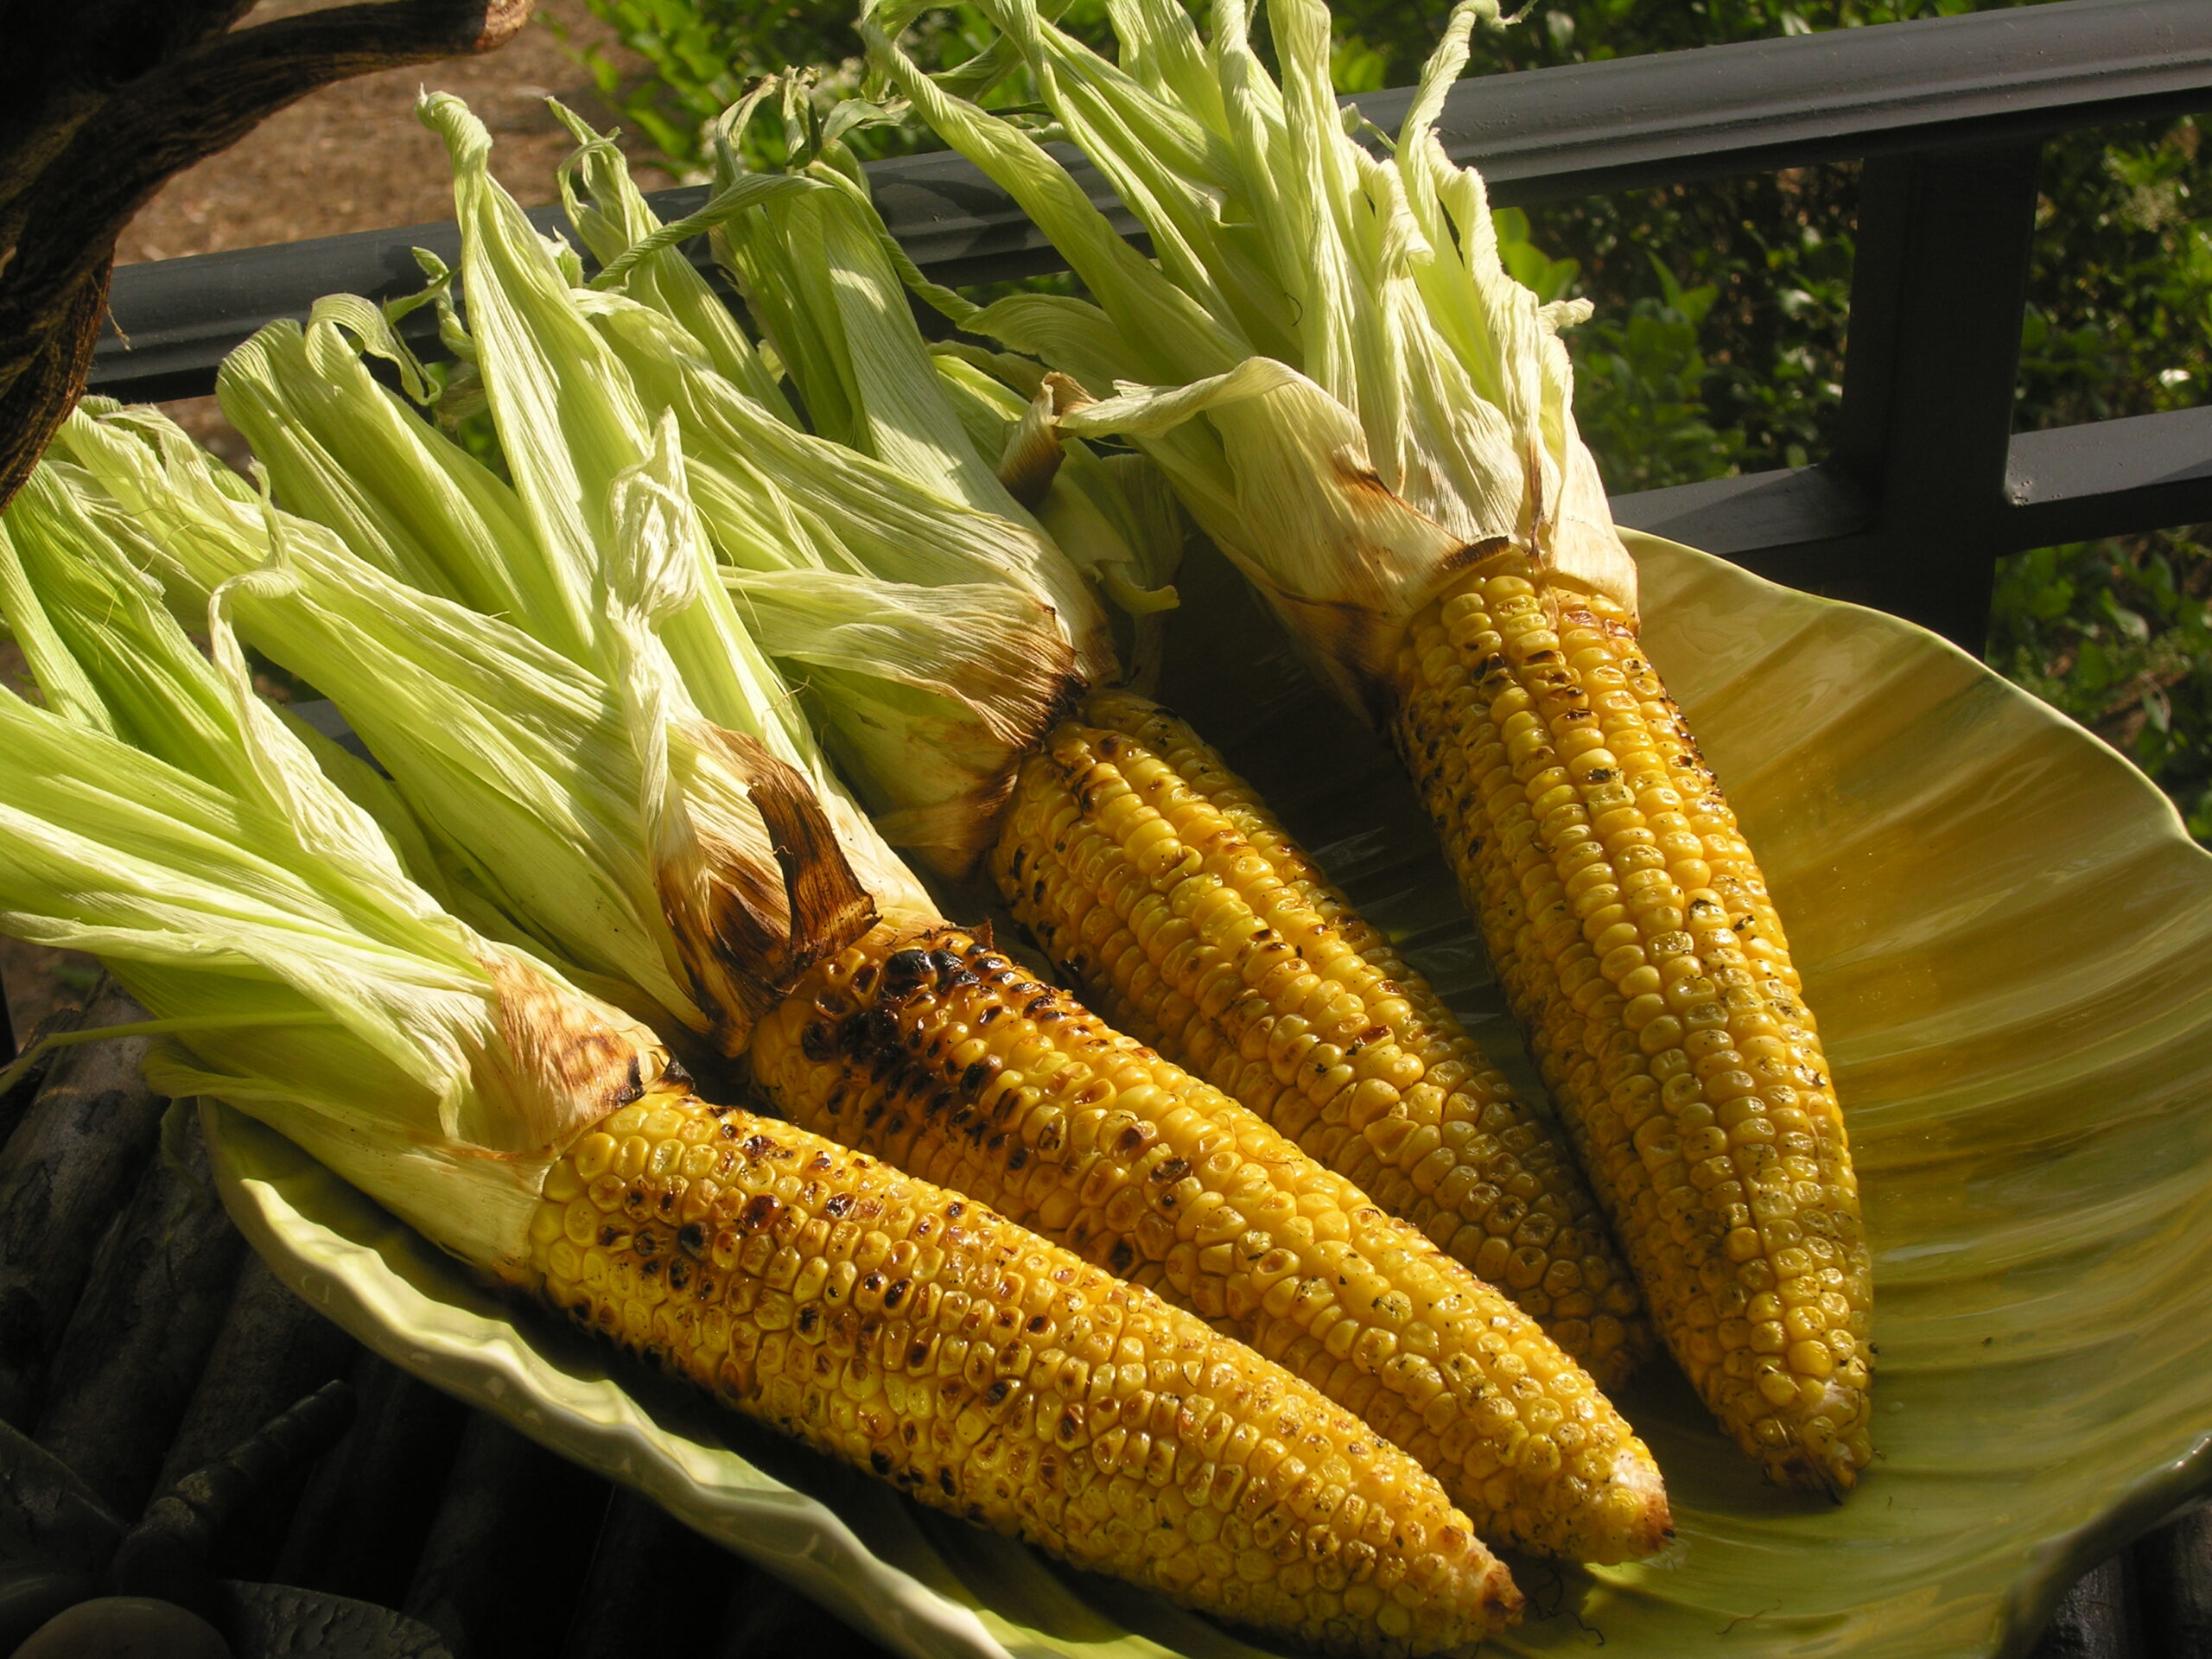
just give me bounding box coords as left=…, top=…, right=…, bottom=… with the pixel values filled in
left=1834, top=142, right=2046, bottom=647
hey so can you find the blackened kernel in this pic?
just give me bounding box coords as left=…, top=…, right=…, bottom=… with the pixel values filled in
left=737, top=1195, right=783, bottom=1234
left=880, top=949, right=931, bottom=995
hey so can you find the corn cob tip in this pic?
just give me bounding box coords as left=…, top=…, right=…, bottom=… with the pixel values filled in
left=1769, top=1380, right=1873, bottom=1498
left=1597, top=1446, right=1674, bottom=1564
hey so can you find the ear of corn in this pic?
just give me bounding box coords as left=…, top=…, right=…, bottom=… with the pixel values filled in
left=750, top=921, right=1672, bottom=1562
left=533, top=1082, right=1522, bottom=1658
left=989, top=687, right=1656, bottom=1390
left=1391, top=556, right=1872, bottom=1491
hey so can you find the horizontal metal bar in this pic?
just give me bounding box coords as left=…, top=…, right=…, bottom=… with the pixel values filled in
left=99, top=225, right=462, bottom=406
left=1392, top=0, right=2212, bottom=205
left=2005, top=404, right=2212, bottom=545
left=1611, top=465, right=1875, bottom=556
left=91, top=0, right=2212, bottom=404
left=1610, top=405, right=2212, bottom=578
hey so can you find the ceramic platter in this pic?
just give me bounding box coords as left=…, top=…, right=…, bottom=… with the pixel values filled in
left=206, top=531, right=2212, bottom=1659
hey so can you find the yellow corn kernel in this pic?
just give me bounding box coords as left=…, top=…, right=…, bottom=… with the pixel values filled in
left=1389, top=553, right=1873, bottom=1494
left=750, top=923, right=1670, bottom=1563
left=990, top=688, right=1653, bottom=1391
left=531, top=1085, right=1518, bottom=1656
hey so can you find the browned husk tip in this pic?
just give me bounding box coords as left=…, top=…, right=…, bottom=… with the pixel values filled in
left=652, top=725, right=879, bottom=1054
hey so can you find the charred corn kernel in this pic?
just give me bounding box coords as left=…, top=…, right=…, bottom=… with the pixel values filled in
left=1388, top=553, right=1873, bottom=1494
left=992, top=688, right=1654, bottom=1391
left=751, top=924, right=1671, bottom=1562
left=531, top=1084, right=1518, bottom=1655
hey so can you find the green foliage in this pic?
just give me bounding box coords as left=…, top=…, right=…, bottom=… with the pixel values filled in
left=561, top=0, right=867, bottom=172
left=1990, top=533, right=2212, bottom=840
left=2018, top=120, right=2212, bottom=430
left=1573, top=255, right=1744, bottom=493
left=563, top=1, right=1106, bottom=173
left=569, top=0, right=2212, bottom=840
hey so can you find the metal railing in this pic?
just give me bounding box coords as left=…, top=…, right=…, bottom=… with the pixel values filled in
left=88, top=0, right=2212, bottom=654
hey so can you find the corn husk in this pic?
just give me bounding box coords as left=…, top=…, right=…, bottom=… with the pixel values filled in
left=861, top=0, right=1633, bottom=716
left=208, top=97, right=1114, bottom=881
left=556, top=104, right=1132, bottom=871
left=53, top=396, right=921, bottom=1054
left=0, top=483, right=664, bottom=1274
left=547, top=99, right=1213, bottom=846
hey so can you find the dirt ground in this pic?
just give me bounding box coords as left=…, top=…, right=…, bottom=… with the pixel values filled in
left=3, top=0, right=674, bottom=1046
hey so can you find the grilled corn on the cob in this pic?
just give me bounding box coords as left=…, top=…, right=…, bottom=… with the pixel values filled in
left=532, top=1082, right=1522, bottom=1656
left=1390, top=556, right=1872, bottom=1491
left=750, top=921, right=1672, bottom=1562
left=990, top=688, right=1655, bottom=1391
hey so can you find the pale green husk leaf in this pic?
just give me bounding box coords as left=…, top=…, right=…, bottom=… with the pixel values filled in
left=0, top=477, right=666, bottom=1268
left=861, top=0, right=1637, bottom=709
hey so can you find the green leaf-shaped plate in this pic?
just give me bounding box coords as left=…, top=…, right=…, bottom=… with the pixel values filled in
left=204, top=532, right=2212, bottom=1659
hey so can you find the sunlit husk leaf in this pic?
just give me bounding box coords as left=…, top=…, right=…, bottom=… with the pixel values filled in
left=727, top=565, right=1082, bottom=862
left=50, top=401, right=909, bottom=1050
left=861, top=0, right=1639, bottom=706
left=540, top=127, right=1125, bottom=872
left=0, top=494, right=665, bottom=1272
left=217, top=302, right=559, bottom=645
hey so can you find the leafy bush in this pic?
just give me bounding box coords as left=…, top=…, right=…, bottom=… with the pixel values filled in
left=572, top=0, right=2212, bottom=840
left=1991, top=533, right=2212, bottom=839
left=563, top=0, right=866, bottom=170
left=564, top=1, right=1109, bottom=172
